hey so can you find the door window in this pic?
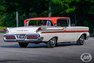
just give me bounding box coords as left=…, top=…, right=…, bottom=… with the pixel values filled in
left=57, top=19, right=68, bottom=26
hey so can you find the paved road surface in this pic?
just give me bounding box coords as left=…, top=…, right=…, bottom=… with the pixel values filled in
left=0, top=34, right=94, bottom=63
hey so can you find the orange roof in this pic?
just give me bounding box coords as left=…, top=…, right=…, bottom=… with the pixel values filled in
left=26, top=17, right=70, bottom=20
left=24, top=17, right=70, bottom=26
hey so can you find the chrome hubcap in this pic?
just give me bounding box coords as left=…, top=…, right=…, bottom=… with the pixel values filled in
left=50, top=38, right=56, bottom=46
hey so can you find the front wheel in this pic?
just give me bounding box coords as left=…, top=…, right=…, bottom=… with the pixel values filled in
left=18, top=42, right=29, bottom=48
left=47, top=38, right=57, bottom=48
left=77, top=35, right=85, bottom=45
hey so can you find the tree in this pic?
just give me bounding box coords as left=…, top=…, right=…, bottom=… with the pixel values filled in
left=0, top=0, right=94, bottom=35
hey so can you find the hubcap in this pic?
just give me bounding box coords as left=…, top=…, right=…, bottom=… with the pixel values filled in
left=50, top=40, right=55, bottom=46
left=80, top=38, right=84, bottom=41
left=80, top=36, right=84, bottom=44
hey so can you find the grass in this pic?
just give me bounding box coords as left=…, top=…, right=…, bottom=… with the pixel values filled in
left=0, top=26, right=6, bottom=33
left=0, top=26, right=6, bottom=30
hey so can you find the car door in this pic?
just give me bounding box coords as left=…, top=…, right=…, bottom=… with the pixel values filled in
left=57, top=18, right=76, bottom=42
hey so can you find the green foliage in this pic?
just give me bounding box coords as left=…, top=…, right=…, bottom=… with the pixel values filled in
left=0, top=26, right=6, bottom=30
left=0, top=0, right=94, bottom=34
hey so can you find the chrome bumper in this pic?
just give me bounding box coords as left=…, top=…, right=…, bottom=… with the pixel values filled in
left=4, top=38, right=43, bottom=42
left=3, top=34, right=43, bottom=43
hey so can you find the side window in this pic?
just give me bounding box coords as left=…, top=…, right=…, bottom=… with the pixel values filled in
left=57, top=19, right=68, bottom=26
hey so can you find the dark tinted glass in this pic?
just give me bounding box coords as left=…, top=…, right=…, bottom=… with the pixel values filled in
left=57, top=19, right=68, bottom=26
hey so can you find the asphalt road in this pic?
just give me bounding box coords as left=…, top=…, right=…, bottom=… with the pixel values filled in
left=0, top=34, right=94, bottom=63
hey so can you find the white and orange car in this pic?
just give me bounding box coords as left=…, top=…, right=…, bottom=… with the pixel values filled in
left=3, top=17, right=89, bottom=48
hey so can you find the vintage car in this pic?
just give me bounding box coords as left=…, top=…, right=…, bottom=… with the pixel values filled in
left=3, top=17, right=89, bottom=48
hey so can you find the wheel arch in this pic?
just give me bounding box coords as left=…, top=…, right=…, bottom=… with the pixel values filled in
left=82, top=33, right=87, bottom=40
left=49, top=36, right=58, bottom=42
left=78, top=33, right=87, bottom=40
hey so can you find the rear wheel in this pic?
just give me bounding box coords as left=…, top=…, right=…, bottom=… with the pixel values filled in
left=47, top=38, right=57, bottom=48
left=18, top=42, right=29, bottom=48
left=77, top=35, right=85, bottom=45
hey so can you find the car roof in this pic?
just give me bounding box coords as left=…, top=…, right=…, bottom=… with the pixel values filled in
left=26, top=17, right=70, bottom=20
left=24, top=17, right=70, bottom=26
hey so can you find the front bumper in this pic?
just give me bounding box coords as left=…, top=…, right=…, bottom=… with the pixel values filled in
left=3, top=34, right=43, bottom=43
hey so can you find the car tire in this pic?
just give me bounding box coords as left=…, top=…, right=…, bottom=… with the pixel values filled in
left=47, top=38, right=57, bottom=48
left=77, top=35, right=85, bottom=45
left=18, top=42, right=29, bottom=48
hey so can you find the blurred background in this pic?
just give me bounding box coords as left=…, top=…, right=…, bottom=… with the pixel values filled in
left=0, top=0, right=94, bottom=36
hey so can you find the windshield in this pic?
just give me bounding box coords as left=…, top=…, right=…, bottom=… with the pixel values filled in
left=26, top=20, right=53, bottom=26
